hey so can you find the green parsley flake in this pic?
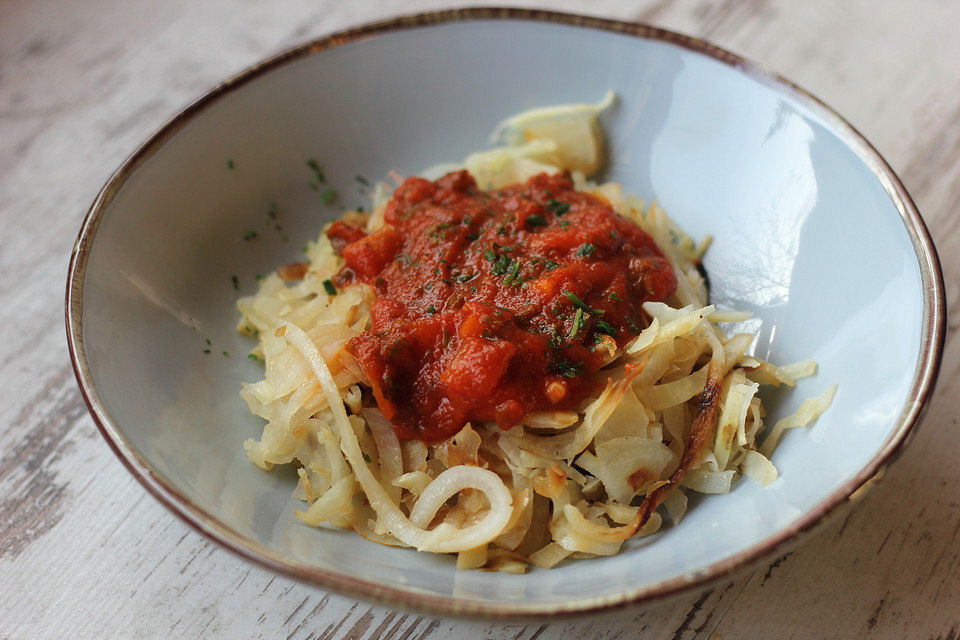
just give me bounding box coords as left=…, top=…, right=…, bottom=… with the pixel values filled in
left=321, top=187, right=337, bottom=206
left=554, top=359, right=584, bottom=378
left=322, top=279, right=337, bottom=296
left=231, top=275, right=239, bottom=290
left=242, top=231, right=258, bottom=241
left=546, top=199, right=570, bottom=216
left=563, top=290, right=603, bottom=315
left=426, top=304, right=437, bottom=315
left=526, top=214, right=547, bottom=227
left=227, top=159, right=235, bottom=170
left=306, top=158, right=325, bottom=183
left=355, top=174, right=369, bottom=186
left=503, top=260, right=521, bottom=284
left=491, top=254, right=512, bottom=276
left=595, top=319, right=617, bottom=336
left=569, top=307, right=584, bottom=338
left=576, top=242, right=596, bottom=257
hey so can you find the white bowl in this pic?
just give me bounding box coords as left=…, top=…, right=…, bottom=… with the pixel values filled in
left=66, top=9, right=945, bottom=618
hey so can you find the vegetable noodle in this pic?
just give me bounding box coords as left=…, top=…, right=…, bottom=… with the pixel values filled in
left=238, top=95, right=835, bottom=572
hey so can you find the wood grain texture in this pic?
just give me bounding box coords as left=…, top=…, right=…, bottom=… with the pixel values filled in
left=2, top=0, right=958, bottom=638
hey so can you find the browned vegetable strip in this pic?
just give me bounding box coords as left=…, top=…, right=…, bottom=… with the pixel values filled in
left=632, top=358, right=725, bottom=530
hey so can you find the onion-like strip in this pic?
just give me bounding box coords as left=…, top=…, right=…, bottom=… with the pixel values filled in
left=281, top=321, right=512, bottom=552
left=632, top=328, right=726, bottom=529
left=362, top=408, right=403, bottom=504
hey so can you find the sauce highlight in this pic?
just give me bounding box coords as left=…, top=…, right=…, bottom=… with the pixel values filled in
left=329, top=171, right=677, bottom=442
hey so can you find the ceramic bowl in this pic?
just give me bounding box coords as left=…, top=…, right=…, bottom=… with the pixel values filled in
left=66, top=9, right=945, bottom=618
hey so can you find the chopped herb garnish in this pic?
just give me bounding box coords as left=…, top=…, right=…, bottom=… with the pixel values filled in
left=362, top=453, right=372, bottom=463
left=322, top=279, right=337, bottom=296
left=355, top=174, right=369, bottom=186
left=548, top=330, right=564, bottom=350
left=231, top=275, right=239, bottom=290
left=457, top=273, right=477, bottom=283
left=321, top=187, right=337, bottom=205
left=503, top=260, right=521, bottom=284
left=247, top=353, right=261, bottom=361
left=491, top=254, right=512, bottom=276
left=546, top=199, right=570, bottom=216
left=267, top=202, right=278, bottom=219
left=423, top=283, right=434, bottom=291
left=227, top=159, right=235, bottom=170
left=483, top=249, right=496, bottom=261
left=222, top=350, right=229, bottom=357
left=554, top=359, right=584, bottom=378
left=396, top=253, right=413, bottom=265
left=609, top=291, right=621, bottom=301
left=559, top=220, right=571, bottom=229
left=203, top=349, right=211, bottom=354
left=569, top=307, right=584, bottom=338
left=242, top=231, right=258, bottom=241
left=595, top=319, right=617, bottom=336
left=465, top=232, right=480, bottom=241
left=526, top=214, right=547, bottom=227
left=543, top=259, right=560, bottom=271
left=563, top=290, right=603, bottom=315
left=426, top=304, right=437, bottom=315
left=306, top=158, right=325, bottom=183
left=576, top=242, right=596, bottom=257
left=205, top=338, right=211, bottom=346
left=626, top=317, right=640, bottom=333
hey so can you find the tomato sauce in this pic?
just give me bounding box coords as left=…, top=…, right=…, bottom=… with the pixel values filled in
left=328, top=171, right=677, bottom=442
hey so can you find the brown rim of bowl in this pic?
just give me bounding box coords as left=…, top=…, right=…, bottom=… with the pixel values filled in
left=65, top=7, right=946, bottom=621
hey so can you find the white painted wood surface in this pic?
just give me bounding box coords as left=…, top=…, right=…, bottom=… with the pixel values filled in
left=2, top=0, right=958, bottom=637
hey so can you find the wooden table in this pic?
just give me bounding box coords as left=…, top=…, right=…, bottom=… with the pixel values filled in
left=2, top=1, right=958, bottom=637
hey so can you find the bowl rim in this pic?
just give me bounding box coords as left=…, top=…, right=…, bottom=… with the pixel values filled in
left=64, top=7, right=946, bottom=620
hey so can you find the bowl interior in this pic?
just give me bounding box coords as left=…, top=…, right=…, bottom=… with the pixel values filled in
left=75, top=16, right=928, bottom=612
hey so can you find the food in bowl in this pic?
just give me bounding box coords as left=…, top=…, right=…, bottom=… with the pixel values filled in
left=237, top=95, right=835, bottom=572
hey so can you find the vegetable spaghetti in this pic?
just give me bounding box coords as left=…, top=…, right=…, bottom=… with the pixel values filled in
left=238, top=95, right=835, bottom=572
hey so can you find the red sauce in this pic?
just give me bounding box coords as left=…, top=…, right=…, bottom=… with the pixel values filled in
left=328, top=171, right=677, bottom=442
